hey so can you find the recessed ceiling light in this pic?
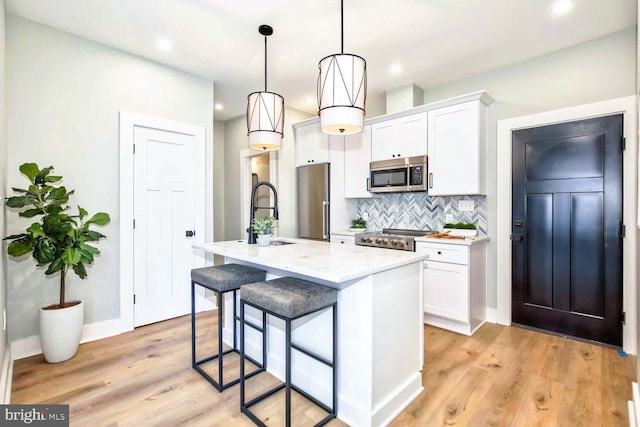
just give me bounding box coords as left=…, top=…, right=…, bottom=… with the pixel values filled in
left=551, top=0, right=573, bottom=16
left=214, top=104, right=223, bottom=111
left=390, top=63, right=402, bottom=75
left=156, top=38, right=172, bottom=52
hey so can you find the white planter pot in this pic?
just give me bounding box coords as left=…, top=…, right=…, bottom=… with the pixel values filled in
left=39, top=301, right=84, bottom=363
left=443, top=228, right=478, bottom=237
left=257, top=234, right=271, bottom=247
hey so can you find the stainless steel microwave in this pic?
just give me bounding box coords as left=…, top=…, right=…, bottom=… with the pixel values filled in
left=369, top=155, right=427, bottom=193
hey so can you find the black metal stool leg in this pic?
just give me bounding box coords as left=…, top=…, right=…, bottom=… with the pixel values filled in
left=240, top=300, right=246, bottom=408
left=191, top=280, right=196, bottom=368
left=217, top=290, right=224, bottom=390
left=285, top=318, right=292, bottom=427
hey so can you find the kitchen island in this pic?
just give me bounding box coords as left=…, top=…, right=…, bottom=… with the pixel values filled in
left=192, top=238, right=427, bottom=427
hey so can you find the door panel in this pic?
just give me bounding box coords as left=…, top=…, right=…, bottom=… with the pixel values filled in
left=512, top=114, right=623, bottom=346
left=134, top=126, right=197, bottom=327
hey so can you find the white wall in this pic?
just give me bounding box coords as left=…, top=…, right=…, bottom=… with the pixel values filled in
left=6, top=16, right=214, bottom=342
left=421, top=27, right=637, bottom=313
left=223, top=107, right=312, bottom=240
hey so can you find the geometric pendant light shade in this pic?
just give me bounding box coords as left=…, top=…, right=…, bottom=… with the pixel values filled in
left=247, top=25, right=285, bottom=151
left=317, top=0, right=367, bottom=135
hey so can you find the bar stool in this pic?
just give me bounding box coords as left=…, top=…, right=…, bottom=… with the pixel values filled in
left=239, top=277, right=338, bottom=427
left=191, top=263, right=267, bottom=392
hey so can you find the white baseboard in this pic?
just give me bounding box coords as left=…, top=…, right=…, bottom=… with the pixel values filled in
left=486, top=307, right=497, bottom=323
left=1, top=347, right=13, bottom=403
left=11, top=318, right=122, bottom=360
left=631, top=382, right=640, bottom=427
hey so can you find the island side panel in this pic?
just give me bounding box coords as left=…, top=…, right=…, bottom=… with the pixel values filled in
left=372, top=262, right=424, bottom=426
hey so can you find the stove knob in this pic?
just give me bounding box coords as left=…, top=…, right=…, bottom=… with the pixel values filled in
left=366, top=237, right=373, bottom=243
left=391, top=240, right=398, bottom=246
left=375, top=238, right=382, bottom=244
left=381, top=239, right=388, bottom=245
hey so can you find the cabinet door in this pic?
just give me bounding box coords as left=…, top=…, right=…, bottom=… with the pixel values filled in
left=370, top=121, right=396, bottom=161
left=330, top=234, right=355, bottom=245
left=344, top=125, right=372, bottom=198
left=427, top=101, right=484, bottom=195
left=396, top=112, right=427, bottom=158
left=295, top=122, right=329, bottom=166
left=423, top=260, right=469, bottom=322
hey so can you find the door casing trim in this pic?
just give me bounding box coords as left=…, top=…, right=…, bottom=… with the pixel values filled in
left=496, top=95, right=637, bottom=354
left=119, top=111, right=206, bottom=333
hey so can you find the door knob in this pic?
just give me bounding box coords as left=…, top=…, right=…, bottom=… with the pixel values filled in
left=185, top=230, right=195, bottom=237
left=511, top=234, right=523, bottom=242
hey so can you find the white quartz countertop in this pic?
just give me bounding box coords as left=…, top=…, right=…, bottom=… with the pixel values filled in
left=192, top=238, right=427, bottom=283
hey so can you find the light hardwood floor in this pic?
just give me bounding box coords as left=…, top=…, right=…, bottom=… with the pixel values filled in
left=11, top=311, right=637, bottom=426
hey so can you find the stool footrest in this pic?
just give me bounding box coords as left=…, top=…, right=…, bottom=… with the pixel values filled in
left=194, top=347, right=236, bottom=366
left=290, top=343, right=334, bottom=368
left=236, top=315, right=264, bottom=333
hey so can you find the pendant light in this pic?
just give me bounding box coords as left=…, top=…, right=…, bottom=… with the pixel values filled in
left=317, top=0, right=367, bottom=135
left=247, top=25, right=285, bottom=151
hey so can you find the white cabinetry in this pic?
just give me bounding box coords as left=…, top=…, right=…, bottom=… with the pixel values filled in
left=294, top=121, right=329, bottom=167
left=371, top=112, right=427, bottom=161
left=329, top=232, right=355, bottom=245
left=427, top=100, right=487, bottom=195
left=417, top=239, right=487, bottom=335
left=344, top=125, right=372, bottom=198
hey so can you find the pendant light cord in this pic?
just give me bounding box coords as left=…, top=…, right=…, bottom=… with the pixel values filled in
left=264, top=35, right=268, bottom=91
left=340, top=0, right=344, bottom=54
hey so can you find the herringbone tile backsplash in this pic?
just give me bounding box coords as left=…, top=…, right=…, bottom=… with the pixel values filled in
left=357, top=194, right=487, bottom=235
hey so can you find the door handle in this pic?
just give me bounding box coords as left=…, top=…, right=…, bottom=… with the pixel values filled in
left=185, top=230, right=195, bottom=237
left=511, top=234, right=523, bottom=242
left=366, top=178, right=370, bottom=191
left=428, top=173, right=433, bottom=188
left=322, top=201, right=329, bottom=239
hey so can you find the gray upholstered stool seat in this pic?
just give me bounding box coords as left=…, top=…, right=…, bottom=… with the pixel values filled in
left=240, top=277, right=338, bottom=427
left=240, top=277, right=338, bottom=319
left=191, top=263, right=266, bottom=293
left=191, top=263, right=267, bottom=392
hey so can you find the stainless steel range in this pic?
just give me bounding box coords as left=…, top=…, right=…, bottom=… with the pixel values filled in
left=355, top=228, right=435, bottom=251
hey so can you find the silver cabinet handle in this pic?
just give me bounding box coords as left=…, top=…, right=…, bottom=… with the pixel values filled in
left=366, top=178, right=370, bottom=191
left=428, top=173, right=433, bottom=188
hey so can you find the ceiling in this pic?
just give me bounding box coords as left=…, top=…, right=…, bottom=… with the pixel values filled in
left=6, top=0, right=636, bottom=121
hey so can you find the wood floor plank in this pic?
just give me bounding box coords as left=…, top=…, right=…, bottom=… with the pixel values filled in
left=11, top=316, right=636, bottom=426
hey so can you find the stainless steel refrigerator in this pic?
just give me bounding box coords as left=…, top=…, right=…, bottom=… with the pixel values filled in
left=297, top=163, right=330, bottom=240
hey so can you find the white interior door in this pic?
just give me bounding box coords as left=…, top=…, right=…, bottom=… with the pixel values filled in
left=133, top=126, right=199, bottom=327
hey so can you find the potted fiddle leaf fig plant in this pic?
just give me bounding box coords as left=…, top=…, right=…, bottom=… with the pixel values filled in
left=4, top=163, right=110, bottom=363
left=253, top=216, right=275, bottom=247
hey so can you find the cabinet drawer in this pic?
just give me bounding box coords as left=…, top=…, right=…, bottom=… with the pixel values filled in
left=330, top=235, right=355, bottom=245
left=416, top=242, right=468, bottom=265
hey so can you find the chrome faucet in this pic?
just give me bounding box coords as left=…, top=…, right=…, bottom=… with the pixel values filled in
left=248, top=181, right=279, bottom=244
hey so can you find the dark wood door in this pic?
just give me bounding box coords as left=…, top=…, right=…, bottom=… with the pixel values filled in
left=512, top=115, right=623, bottom=346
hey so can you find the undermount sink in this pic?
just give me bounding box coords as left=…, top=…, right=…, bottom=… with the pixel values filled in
left=269, top=240, right=295, bottom=246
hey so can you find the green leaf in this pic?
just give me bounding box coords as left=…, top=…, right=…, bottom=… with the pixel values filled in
left=44, top=258, right=64, bottom=275
left=3, top=233, right=27, bottom=240
left=44, top=175, right=62, bottom=183
left=44, top=205, right=63, bottom=215
left=27, top=223, right=46, bottom=238
left=84, top=230, right=106, bottom=241
left=10, top=187, right=29, bottom=194
left=47, top=186, right=69, bottom=202
left=85, top=212, right=110, bottom=226
left=72, top=262, right=87, bottom=279
left=78, top=249, right=94, bottom=264
left=35, top=166, right=54, bottom=184
left=62, top=247, right=82, bottom=265
left=19, top=163, right=40, bottom=182
left=42, top=216, right=73, bottom=241
left=33, top=240, right=56, bottom=264
left=78, top=206, right=88, bottom=220
left=7, top=239, right=34, bottom=257
left=19, top=208, right=44, bottom=218
left=79, top=242, right=100, bottom=254
left=5, top=195, right=36, bottom=208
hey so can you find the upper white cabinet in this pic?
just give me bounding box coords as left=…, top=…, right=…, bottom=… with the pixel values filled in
left=344, top=125, right=372, bottom=198
left=371, top=112, right=427, bottom=162
left=427, top=100, right=488, bottom=195
left=294, top=121, right=329, bottom=167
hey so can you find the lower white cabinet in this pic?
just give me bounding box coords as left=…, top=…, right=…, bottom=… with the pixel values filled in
left=330, top=232, right=355, bottom=245
left=416, top=240, right=487, bottom=335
